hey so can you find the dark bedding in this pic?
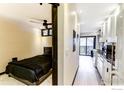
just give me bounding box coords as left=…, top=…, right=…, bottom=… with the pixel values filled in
left=6, top=54, right=52, bottom=83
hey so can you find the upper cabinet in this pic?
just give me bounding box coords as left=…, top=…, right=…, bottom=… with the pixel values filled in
left=107, top=16, right=111, bottom=39
left=107, top=14, right=117, bottom=42
left=99, top=10, right=118, bottom=43
left=99, top=21, right=107, bottom=42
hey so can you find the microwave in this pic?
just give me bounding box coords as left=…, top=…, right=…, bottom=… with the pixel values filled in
left=104, top=44, right=115, bottom=65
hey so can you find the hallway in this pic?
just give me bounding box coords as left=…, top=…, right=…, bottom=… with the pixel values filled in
left=74, top=56, right=103, bottom=85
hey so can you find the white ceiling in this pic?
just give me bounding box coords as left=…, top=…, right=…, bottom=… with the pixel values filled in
left=0, top=3, right=119, bottom=32
left=75, top=3, right=119, bottom=33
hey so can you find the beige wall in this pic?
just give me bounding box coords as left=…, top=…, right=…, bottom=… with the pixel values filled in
left=58, top=4, right=80, bottom=85
left=41, top=37, right=52, bottom=47
left=63, top=4, right=80, bottom=85
left=58, top=3, right=64, bottom=85
left=0, top=16, right=52, bottom=72
left=0, top=4, right=52, bottom=73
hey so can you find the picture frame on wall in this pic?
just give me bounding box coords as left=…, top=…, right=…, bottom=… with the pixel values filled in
left=41, top=28, right=52, bottom=36
left=49, top=29, right=52, bottom=36
left=73, top=30, right=76, bottom=52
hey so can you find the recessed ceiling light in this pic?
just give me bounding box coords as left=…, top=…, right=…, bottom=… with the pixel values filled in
left=78, top=10, right=82, bottom=14
left=71, top=11, right=76, bottom=15
left=119, top=16, right=123, bottom=18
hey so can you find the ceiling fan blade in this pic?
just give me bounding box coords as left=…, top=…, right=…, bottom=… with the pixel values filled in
left=29, top=20, right=42, bottom=24
left=30, top=18, right=45, bottom=22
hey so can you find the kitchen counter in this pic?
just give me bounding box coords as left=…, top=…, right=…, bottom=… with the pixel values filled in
left=97, top=49, right=114, bottom=66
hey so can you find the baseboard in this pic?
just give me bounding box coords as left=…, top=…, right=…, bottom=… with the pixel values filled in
left=0, top=72, right=5, bottom=75
left=72, top=65, right=79, bottom=85
left=95, top=67, right=105, bottom=85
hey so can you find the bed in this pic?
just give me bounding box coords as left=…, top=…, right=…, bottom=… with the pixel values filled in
left=5, top=47, right=52, bottom=85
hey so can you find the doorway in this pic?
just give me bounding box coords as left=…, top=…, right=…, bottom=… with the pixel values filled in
left=80, top=36, right=96, bottom=56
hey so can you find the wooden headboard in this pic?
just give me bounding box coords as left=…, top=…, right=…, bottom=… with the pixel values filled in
left=44, top=47, right=52, bottom=55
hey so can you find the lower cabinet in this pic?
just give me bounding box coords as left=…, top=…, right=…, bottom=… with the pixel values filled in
left=103, top=62, right=112, bottom=85
left=112, top=74, right=118, bottom=85
left=96, top=54, right=112, bottom=85
left=97, top=56, right=103, bottom=78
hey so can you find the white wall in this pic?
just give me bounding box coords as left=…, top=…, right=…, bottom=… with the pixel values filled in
left=115, top=4, right=124, bottom=85
left=58, top=3, right=64, bottom=85
left=58, top=3, right=80, bottom=85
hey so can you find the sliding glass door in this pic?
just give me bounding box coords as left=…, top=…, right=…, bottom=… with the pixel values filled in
left=80, top=38, right=87, bottom=55
left=80, top=36, right=96, bottom=56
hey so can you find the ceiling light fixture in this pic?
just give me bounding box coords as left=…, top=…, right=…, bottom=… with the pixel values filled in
left=78, top=10, right=82, bottom=14
left=71, top=11, right=76, bottom=15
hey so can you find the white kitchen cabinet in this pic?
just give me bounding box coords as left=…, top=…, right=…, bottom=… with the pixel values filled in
left=96, top=54, right=112, bottom=85
left=107, top=16, right=111, bottom=39
left=93, top=49, right=98, bottom=67
left=111, top=15, right=116, bottom=38
left=97, top=54, right=104, bottom=79
left=99, top=22, right=107, bottom=42
left=97, top=56, right=103, bottom=77
left=103, top=62, right=112, bottom=85
left=100, top=10, right=117, bottom=43
left=107, top=14, right=117, bottom=42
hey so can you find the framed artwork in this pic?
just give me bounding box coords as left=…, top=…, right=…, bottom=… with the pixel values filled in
left=49, top=29, right=52, bottom=36
left=41, top=29, right=52, bottom=36
left=73, top=30, right=76, bottom=52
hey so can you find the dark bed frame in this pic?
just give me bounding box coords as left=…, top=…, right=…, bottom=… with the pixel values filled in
left=9, top=69, right=52, bottom=85
left=6, top=47, right=53, bottom=85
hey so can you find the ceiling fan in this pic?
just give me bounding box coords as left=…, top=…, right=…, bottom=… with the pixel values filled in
left=29, top=18, right=52, bottom=29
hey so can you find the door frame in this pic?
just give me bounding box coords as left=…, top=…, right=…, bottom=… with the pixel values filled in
left=79, top=36, right=96, bottom=56
left=51, top=3, right=59, bottom=85
left=40, top=3, right=59, bottom=85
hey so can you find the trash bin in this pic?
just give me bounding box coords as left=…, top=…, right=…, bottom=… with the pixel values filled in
left=91, top=50, right=93, bottom=57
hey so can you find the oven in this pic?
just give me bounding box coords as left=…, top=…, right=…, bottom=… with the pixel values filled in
left=104, top=43, right=115, bottom=65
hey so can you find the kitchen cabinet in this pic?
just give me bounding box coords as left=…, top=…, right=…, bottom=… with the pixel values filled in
left=93, top=49, right=98, bottom=67
left=106, top=15, right=117, bottom=42
left=107, top=15, right=117, bottom=42
left=103, top=61, right=112, bottom=85
left=99, top=22, right=107, bottom=42
left=107, top=16, right=111, bottom=39
left=97, top=57, right=103, bottom=77
left=96, top=53, right=112, bottom=85
left=97, top=54, right=104, bottom=79
left=99, top=9, right=117, bottom=43
left=110, top=15, right=116, bottom=38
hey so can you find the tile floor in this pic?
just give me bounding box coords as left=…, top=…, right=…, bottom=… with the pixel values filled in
left=74, top=56, right=103, bottom=85
left=0, top=56, right=102, bottom=86
left=0, top=74, right=52, bottom=86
